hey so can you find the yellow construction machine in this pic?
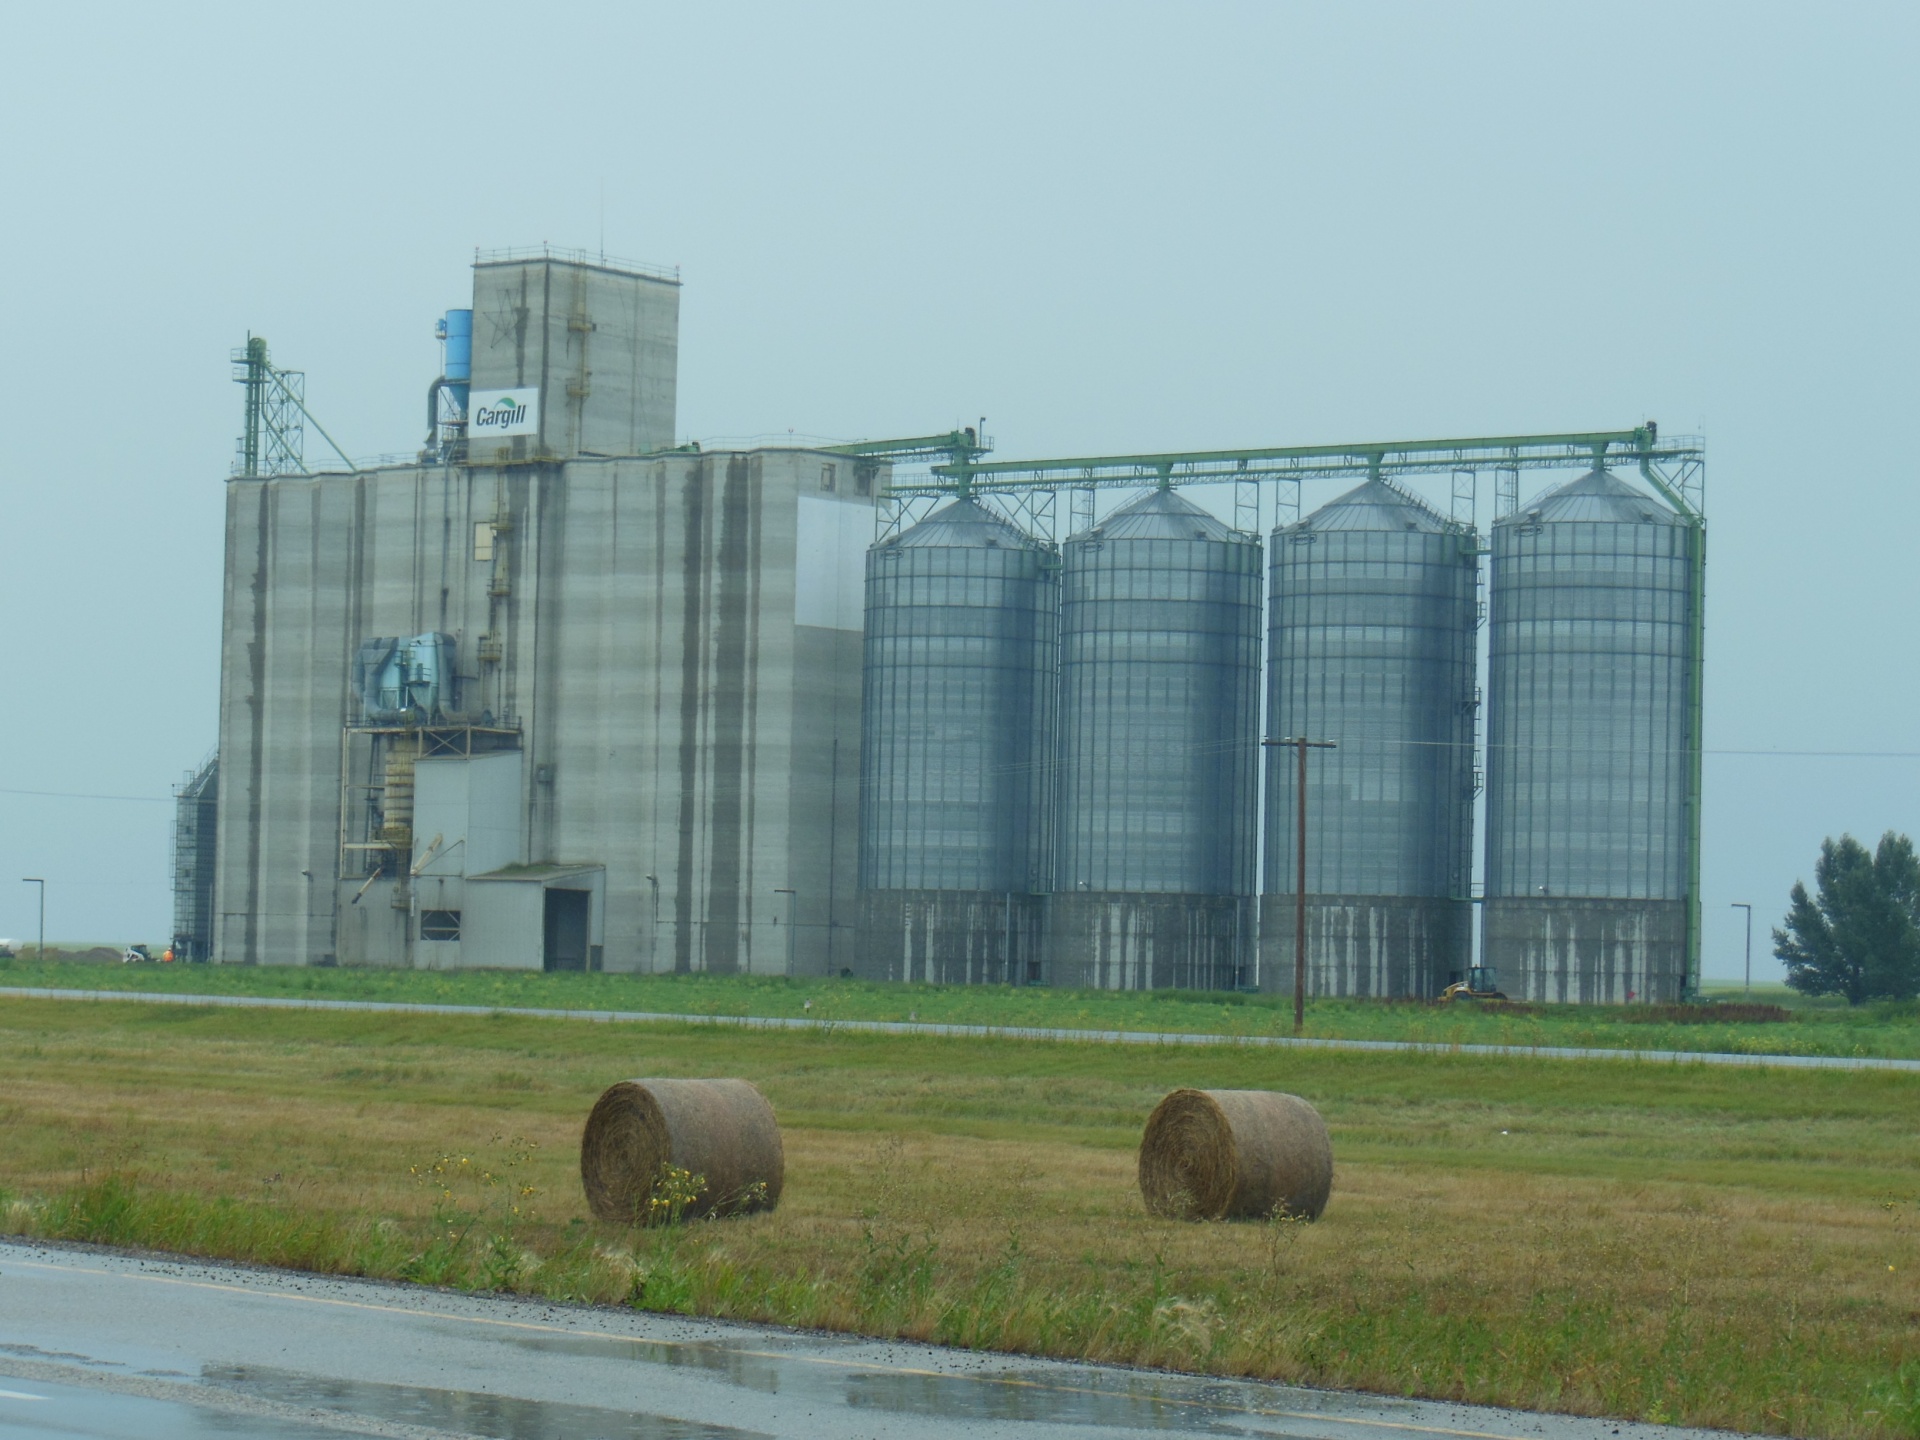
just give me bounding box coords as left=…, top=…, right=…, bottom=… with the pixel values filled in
left=1438, top=967, right=1509, bottom=1002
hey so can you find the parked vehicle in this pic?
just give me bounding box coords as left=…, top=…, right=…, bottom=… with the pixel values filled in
left=1439, top=966, right=1509, bottom=1002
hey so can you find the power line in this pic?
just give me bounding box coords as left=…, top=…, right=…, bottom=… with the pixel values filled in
left=6, top=743, right=1919, bottom=811
left=0, top=788, right=172, bottom=804
left=1706, top=748, right=1920, bottom=759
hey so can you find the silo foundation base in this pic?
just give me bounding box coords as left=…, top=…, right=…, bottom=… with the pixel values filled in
left=856, top=890, right=1047, bottom=986
left=1046, top=893, right=1251, bottom=992
left=1257, top=895, right=1469, bottom=1000
left=1482, top=898, right=1688, bottom=1004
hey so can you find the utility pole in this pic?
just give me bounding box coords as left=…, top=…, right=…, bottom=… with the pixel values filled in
left=775, top=889, right=797, bottom=978
left=1731, top=902, right=1752, bottom=998
left=1263, top=738, right=1336, bottom=1035
left=21, top=877, right=45, bottom=961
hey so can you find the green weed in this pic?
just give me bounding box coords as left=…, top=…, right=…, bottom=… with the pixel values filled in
left=1, top=997, right=1915, bottom=1438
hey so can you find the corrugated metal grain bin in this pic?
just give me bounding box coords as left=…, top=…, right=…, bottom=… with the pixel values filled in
left=1483, top=469, right=1696, bottom=1002
left=857, top=499, right=1056, bottom=983
left=1050, top=488, right=1261, bottom=990
left=1262, top=480, right=1477, bottom=997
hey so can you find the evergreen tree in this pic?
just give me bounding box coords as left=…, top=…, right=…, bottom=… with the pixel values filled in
left=1773, top=832, right=1920, bottom=1003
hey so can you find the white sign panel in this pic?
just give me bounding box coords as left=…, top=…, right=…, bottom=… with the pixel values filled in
left=795, top=496, right=871, bottom=631
left=468, top=388, right=540, bottom=440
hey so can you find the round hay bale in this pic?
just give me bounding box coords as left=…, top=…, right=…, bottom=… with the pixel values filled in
left=580, top=1078, right=784, bottom=1225
left=1138, top=1088, right=1333, bottom=1222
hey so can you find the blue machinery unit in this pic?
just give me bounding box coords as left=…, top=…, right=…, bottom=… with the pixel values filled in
left=352, top=633, right=458, bottom=723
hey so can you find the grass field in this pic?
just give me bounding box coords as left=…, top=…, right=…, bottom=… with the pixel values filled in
left=4, top=953, right=1918, bottom=1059
left=1, top=993, right=1915, bottom=1437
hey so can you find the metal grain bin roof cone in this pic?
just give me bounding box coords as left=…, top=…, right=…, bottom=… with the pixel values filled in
left=1050, top=488, right=1262, bottom=992
left=1263, top=480, right=1478, bottom=1000
left=1483, top=469, right=1698, bottom=1004
left=857, top=498, right=1057, bottom=986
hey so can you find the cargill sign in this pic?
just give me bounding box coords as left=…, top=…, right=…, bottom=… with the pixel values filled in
left=469, top=388, right=539, bottom=439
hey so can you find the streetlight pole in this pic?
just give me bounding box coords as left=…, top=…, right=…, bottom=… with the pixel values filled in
left=1731, top=902, right=1752, bottom=998
left=774, top=889, right=797, bottom=978
left=21, top=878, right=45, bottom=961
left=1263, top=738, right=1335, bottom=1036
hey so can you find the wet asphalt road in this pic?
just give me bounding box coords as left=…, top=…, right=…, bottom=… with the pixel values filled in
left=0, top=1239, right=1733, bottom=1440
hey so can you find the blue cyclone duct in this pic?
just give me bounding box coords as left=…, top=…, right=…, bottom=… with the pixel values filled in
left=1049, top=488, right=1262, bottom=991
left=857, top=498, right=1057, bottom=984
left=1262, top=480, right=1478, bottom=999
left=1482, top=470, right=1697, bottom=1003
left=440, top=308, right=472, bottom=407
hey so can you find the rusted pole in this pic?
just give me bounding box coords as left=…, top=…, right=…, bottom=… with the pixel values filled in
left=1264, top=737, right=1335, bottom=1036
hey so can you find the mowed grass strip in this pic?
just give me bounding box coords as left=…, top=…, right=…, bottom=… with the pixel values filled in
left=1, top=997, right=1915, bottom=1439
left=7, top=955, right=1918, bottom=1059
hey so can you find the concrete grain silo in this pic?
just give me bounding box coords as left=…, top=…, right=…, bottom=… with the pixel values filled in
left=215, top=250, right=879, bottom=975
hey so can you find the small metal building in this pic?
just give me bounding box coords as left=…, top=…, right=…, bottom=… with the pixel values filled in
left=1050, top=487, right=1262, bottom=990
left=1262, top=480, right=1477, bottom=997
left=1482, top=469, right=1697, bottom=1002
left=857, top=498, right=1057, bottom=983
left=171, top=754, right=219, bottom=960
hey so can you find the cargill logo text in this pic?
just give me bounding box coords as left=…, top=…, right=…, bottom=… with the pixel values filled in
left=474, top=400, right=528, bottom=431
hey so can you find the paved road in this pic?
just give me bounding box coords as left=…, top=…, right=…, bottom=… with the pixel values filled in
left=3, top=984, right=1915, bottom=1073
left=0, top=1240, right=1727, bottom=1440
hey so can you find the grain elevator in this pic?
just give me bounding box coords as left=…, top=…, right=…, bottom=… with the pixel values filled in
left=198, top=256, right=1706, bottom=1000
left=214, top=249, right=879, bottom=972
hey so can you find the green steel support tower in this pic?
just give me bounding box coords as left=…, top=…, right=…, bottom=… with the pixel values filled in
left=231, top=335, right=358, bottom=477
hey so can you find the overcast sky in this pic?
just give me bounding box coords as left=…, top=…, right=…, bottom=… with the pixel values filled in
left=3, top=3, right=1915, bottom=979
